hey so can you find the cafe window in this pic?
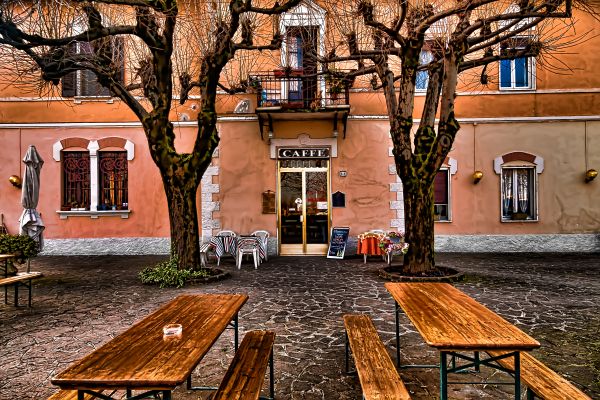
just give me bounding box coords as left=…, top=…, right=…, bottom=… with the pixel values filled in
left=434, top=169, right=450, bottom=221
left=98, top=151, right=128, bottom=210
left=62, top=151, right=91, bottom=210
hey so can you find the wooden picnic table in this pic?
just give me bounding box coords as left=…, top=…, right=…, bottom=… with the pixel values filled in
left=51, top=294, right=248, bottom=400
left=385, top=282, right=540, bottom=400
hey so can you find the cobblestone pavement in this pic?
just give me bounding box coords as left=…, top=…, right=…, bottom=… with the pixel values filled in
left=0, top=253, right=598, bottom=400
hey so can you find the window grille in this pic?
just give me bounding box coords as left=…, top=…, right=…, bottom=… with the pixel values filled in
left=98, top=151, right=128, bottom=210
left=62, top=151, right=91, bottom=210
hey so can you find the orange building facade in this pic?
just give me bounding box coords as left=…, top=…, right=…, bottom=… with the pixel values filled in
left=0, top=3, right=599, bottom=255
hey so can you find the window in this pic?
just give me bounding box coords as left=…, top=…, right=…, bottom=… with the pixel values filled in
left=284, top=26, right=318, bottom=106
left=501, top=167, right=536, bottom=221
left=61, top=37, right=125, bottom=97
left=434, top=169, right=450, bottom=221
left=62, top=151, right=91, bottom=210
left=98, top=151, right=128, bottom=210
left=55, top=138, right=133, bottom=217
left=416, top=50, right=434, bottom=91
left=499, top=38, right=534, bottom=90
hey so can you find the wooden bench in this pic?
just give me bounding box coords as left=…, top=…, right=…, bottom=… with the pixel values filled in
left=487, top=350, right=592, bottom=399
left=0, top=271, right=43, bottom=307
left=212, top=330, right=276, bottom=400
left=344, top=314, right=411, bottom=400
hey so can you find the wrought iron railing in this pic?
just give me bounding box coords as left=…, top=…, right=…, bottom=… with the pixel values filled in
left=251, top=69, right=351, bottom=111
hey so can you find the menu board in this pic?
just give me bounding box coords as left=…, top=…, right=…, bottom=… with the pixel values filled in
left=327, top=227, right=350, bottom=259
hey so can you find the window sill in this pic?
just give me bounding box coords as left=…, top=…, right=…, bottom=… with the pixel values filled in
left=501, top=218, right=538, bottom=223
left=434, top=219, right=452, bottom=223
left=72, top=96, right=114, bottom=104
left=57, top=210, right=131, bottom=220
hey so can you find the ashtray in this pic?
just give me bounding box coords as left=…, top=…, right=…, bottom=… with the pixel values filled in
left=163, top=324, right=182, bottom=337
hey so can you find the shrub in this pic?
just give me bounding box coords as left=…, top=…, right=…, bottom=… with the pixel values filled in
left=139, top=257, right=210, bottom=288
left=0, top=234, right=39, bottom=263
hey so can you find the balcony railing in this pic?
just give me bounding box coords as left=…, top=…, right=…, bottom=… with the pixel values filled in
left=251, top=69, right=351, bottom=111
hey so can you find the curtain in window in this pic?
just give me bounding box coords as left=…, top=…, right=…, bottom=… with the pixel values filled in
left=502, top=170, right=513, bottom=216
left=516, top=169, right=529, bottom=213
left=99, top=152, right=128, bottom=210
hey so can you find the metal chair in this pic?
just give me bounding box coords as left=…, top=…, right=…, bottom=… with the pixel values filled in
left=251, top=230, right=270, bottom=262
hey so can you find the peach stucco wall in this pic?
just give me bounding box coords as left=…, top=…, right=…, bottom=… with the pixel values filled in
left=1, top=119, right=599, bottom=241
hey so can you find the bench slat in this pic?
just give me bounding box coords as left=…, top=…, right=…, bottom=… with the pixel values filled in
left=212, top=330, right=275, bottom=400
left=0, top=271, right=43, bottom=286
left=344, top=314, right=410, bottom=400
left=487, top=350, right=591, bottom=400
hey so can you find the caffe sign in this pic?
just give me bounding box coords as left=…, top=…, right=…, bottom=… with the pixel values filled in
left=278, top=148, right=330, bottom=159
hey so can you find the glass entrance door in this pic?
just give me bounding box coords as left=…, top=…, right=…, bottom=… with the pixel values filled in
left=279, top=161, right=329, bottom=255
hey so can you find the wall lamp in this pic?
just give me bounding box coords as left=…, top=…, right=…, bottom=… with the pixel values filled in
left=9, top=175, right=22, bottom=188
left=585, top=169, right=598, bottom=183
left=472, top=170, right=483, bottom=184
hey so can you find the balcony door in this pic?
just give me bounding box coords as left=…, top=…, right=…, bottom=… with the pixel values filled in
left=279, top=159, right=329, bottom=255
left=286, top=26, right=318, bottom=107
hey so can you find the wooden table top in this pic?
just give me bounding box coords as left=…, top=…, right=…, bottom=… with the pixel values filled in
left=385, top=283, right=540, bottom=351
left=52, top=294, right=248, bottom=390
left=0, top=254, right=16, bottom=261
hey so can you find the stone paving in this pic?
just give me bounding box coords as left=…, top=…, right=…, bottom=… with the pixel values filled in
left=0, top=253, right=598, bottom=400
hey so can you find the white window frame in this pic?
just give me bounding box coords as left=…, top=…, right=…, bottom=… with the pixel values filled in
left=498, top=35, right=536, bottom=91
left=499, top=165, right=538, bottom=221
left=416, top=50, right=434, bottom=92
left=280, top=1, right=326, bottom=102
left=494, top=153, right=544, bottom=223
left=53, top=139, right=134, bottom=219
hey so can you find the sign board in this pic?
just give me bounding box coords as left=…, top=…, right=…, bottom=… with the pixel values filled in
left=278, top=148, right=330, bottom=159
left=262, top=190, right=275, bottom=214
left=327, top=227, right=350, bottom=259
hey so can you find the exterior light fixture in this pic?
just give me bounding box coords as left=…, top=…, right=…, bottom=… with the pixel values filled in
left=8, top=175, right=22, bottom=188
left=585, top=169, right=598, bottom=183
left=472, top=170, right=483, bottom=184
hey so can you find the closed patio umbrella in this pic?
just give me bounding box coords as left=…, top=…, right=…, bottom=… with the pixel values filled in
left=19, top=145, right=45, bottom=251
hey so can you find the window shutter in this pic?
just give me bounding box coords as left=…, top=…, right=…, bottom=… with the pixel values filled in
left=114, top=36, right=126, bottom=84
left=61, top=72, right=76, bottom=97
left=434, top=170, right=448, bottom=204
left=61, top=42, right=77, bottom=97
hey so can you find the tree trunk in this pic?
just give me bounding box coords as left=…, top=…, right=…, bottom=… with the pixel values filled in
left=402, top=179, right=435, bottom=274
left=164, top=178, right=202, bottom=270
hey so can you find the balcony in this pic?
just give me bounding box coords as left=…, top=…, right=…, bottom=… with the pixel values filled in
left=251, top=69, right=351, bottom=140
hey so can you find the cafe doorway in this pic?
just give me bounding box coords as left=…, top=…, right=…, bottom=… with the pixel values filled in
left=278, top=158, right=330, bottom=255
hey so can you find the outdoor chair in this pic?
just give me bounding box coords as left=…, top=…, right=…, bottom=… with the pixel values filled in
left=251, top=230, right=270, bottom=262
left=236, top=237, right=260, bottom=270
left=215, top=230, right=237, bottom=266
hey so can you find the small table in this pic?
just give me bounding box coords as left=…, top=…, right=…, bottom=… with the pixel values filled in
left=356, top=234, right=384, bottom=263
left=52, top=294, right=248, bottom=399
left=385, top=283, right=540, bottom=400
left=209, top=235, right=238, bottom=262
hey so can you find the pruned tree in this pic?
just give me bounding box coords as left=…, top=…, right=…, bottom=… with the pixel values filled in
left=0, top=0, right=302, bottom=269
left=321, top=0, right=596, bottom=273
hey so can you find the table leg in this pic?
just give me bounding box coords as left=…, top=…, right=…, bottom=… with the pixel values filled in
left=345, top=330, right=350, bottom=373
left=440, top=352, right=448, bottom=400
left=514, top=352, right=521, bottom=400
left=269, top=348, right=275, bottom=399
left=162, top=390, right=172, bottom=400
left=14, top=282, right=18, bottom=306
left=395, top=302, right=400, bottom=367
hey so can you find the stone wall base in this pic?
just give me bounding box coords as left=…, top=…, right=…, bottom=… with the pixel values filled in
left=41, top=234, right=600, bottom=256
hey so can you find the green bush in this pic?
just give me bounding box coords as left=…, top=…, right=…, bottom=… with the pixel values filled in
left=0, top=234, right=39, bottom=263
left=139, top=257, right=210, bottom=288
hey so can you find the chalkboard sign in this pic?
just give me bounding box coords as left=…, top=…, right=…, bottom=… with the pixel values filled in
left=327, top=227, right=350, bottom=259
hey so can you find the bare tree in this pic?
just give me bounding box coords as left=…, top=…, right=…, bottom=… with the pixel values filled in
left=0, top=0, right=302, bottom=269
left=319, top=0, right=597, bottom=273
